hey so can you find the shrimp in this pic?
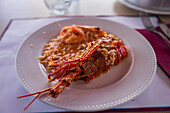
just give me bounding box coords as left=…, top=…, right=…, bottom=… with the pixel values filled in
left=60, top=25, right=105, bottom=44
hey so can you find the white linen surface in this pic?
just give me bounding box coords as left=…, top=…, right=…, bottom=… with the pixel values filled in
left=0, top=16, right=170, bottom=113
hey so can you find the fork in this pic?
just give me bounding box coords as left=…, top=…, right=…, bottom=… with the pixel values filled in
left=140, top=12, right=170, bottom=48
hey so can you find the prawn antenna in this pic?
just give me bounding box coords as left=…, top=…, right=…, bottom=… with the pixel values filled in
left=56, top=22, right=62, bottom=30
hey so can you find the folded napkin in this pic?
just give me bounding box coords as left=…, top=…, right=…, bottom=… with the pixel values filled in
left=136, top=25, right=170, bottom=76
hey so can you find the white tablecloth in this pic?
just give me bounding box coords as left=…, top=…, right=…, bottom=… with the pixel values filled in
left=0, top=16, right=170, bottom=113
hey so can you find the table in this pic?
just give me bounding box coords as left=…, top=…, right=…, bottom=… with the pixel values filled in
left=0, top=0, right=170, bottom=113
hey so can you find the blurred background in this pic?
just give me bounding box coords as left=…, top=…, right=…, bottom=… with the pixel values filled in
left=0, top=0, right=170, bottom=113
left=1, top=0, right=170, bottom=37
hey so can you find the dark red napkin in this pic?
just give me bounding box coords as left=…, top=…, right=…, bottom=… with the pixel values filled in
left=136, top=25, right=170, bottom=76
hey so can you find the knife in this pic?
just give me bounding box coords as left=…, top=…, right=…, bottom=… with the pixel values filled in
left=156, top=16, right=170, bottom=40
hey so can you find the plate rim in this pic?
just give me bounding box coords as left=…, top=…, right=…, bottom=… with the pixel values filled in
left=15, top=17, right=157, bottom=111
left=119, top=0, right=170, bottom=15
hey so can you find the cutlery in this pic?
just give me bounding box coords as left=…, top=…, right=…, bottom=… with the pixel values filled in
left=156, top=16, right=170, bottom=40
left=140, top=12, right=170, bottom=48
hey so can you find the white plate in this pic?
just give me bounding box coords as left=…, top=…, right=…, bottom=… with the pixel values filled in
left=119, top=0, right=170, bottom=15
left=16, top=17, right=157, bottom=111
